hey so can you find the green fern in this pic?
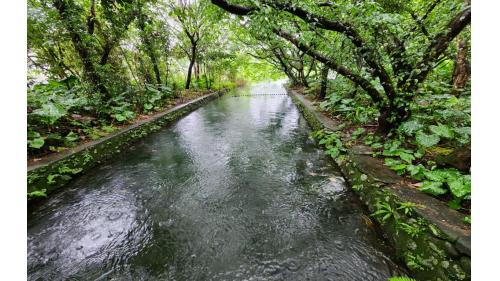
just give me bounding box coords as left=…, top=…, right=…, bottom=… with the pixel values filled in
left=388, top=277, right=416, bottom=281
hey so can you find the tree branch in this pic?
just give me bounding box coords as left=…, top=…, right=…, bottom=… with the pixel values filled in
left=274, top=29, right=385, bottom=105
left=410, top=7, right=471, bottom=89
left=210, top=0, right=256, bottom=15
left=211, top=0, right=396, bottom=101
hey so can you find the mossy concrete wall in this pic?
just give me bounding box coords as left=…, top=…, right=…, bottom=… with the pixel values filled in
left=28, top=91, right=222, bottom=200
left=288, top=89, right=471, bottom=281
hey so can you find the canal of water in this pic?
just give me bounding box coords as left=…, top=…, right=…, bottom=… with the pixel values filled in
left=28, top=81, right=403, bottom=280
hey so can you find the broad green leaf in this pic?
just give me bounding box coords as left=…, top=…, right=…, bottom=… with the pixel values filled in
left=406, top=164, right=425, bottom=180
left=327, top=147, right=340, bottom=158
left=28, top=131, right=40, bottom=139
left=65, top=132, right=79, bottom=142
left=32, top=103, right=67, bottom=125
left=390, top=164, right=407, bottom=171
left=122, top=110, right=135, bottom=120
left=418, top=181, right=447, bottom=196
left=100, top=125, right=115, bottom=133
left=424, top=169, right=461, bottom=182
left=448, top=175, right=471, bottom=198
left=28, top=138, right=45, bottom=149
left=47, top=174, right=58, bottom=184
left=415, top=132, right=440, bottom=148
left=114, top=114, right=127, bottom=122
left=47, top=133, right=62, bottom=140
left=384, top=158, right=402, bottom=167
left=429, top=124, right=454, bottom=138
left=453, top=127, right=471, bottom=136
left=399, top=152, right=415, bottom=164
left=28, top=189, right=47, bottom=198
left=399, top=120, right=422, bottom=135
left=385, top=158, right=407, bottom=171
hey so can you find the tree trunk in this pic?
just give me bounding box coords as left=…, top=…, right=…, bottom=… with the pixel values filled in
left=376, top=108, right=393, bottom=134
left=299, top=71, right=308, bottom=87
left=185, top=45, right=196, bottom=89
left=164, top=54, right=170, bottom=86
left=298, top=59, right=309, bottom=87
left=119, top=47, right=139, bottom=85
left=319, top=64, right=329, bottom=99
left=54, top=0, right=109, bottom=99
left=151, top=53, right=162, bottom=85
left=451, top=33, right=470, bottom=95
left=138, top=15, right=162, bottom=86
left=195, top=62, right=200, bottom=80
left=204, top=64, right=210, bottom=89
left=139, top=55, right=153, bottom=84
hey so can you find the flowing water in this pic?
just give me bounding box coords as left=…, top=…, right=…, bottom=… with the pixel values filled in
left=28, top=81, right=403, bottom=281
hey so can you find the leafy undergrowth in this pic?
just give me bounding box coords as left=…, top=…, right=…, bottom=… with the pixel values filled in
left=27, top=78, right=225, bottom=162
left=304, top=81, right=471, bottom=216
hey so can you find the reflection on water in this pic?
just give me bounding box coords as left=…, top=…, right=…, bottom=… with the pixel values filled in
left=28, top=81, right=403, bottom=280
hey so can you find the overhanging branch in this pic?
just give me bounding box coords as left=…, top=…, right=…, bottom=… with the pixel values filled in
left=409, top=7, right=471, bottom=89
left=274, top=29, right=385, bottom=105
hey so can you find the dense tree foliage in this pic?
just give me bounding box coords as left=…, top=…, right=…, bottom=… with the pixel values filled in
left=212, top=0, right=470, bottom=132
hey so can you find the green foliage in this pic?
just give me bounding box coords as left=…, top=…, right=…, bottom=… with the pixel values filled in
left=28, top=131, right=45, bottom=149
left=377, top=93, right=471, bottom=209
left=419, top=168, right=471, bottom=200
left=405, top=164, right=426, bottom=180
left=372, top=201, right=399, bottom=224
left=398, top=222, right=423, bottom=238
left=397, top=202, right=416, bottom=216
left=58, top=165, right=82, bottom=175
left=404, top=252, right=426, bottom=271
left=464, top=216, right=471, bottom=224
left=415, top=132, right=440, bottom=148
left=311, top=130, right=346, bottom=159
left=429, top=124, right=454, bottom=139
left=32, top=103, right=68, bottom=125
left=114, top=110, right=135, bottom=123
left=448, top=175, right=471, bottom=198
left=28, top=189, right=47, bottom=199
left=47, top=174, right=58, bottom=185
left=320, top=88, right=379, bottom=125
left=64, top=132, right=79, bottom=147
left=383, top=148, right=415, bottom=164
left=418, top=181, right=447, bottom=196
left=384, top=158, right=407, bottom=173
left=399, top=120, right=423, bottom=136
left=388, top=277, right=416, bottom=281
left=351, top=127, right=366, bottom=140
